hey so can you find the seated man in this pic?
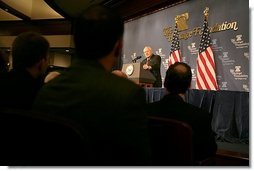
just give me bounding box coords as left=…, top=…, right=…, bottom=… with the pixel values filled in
left=33, top=5, right=150, bottom=165
left=0, top=32, right=49, bottom=109
left=147, top=62, right=217, bottom=161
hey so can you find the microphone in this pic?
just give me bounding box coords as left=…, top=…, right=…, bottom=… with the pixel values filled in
left=132, top=56, right=142, bottom=63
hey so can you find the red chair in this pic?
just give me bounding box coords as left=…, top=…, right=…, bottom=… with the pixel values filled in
left=147, top=116, right=193, bottom=165
left=0, top=108, right=88, bottom=166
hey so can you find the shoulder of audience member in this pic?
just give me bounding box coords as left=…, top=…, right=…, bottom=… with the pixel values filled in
left=0, top=71, right=12, bottom=83
left=109, top=72, right=145, bottom=96
left=110, top=71, right=140, bottom=88
left=188, top=102, right=210, bottom=114
left=186, top=102, right=212, bottom=122
left=145, top=100, right=162, bottom=116
left=111, top=70, right=128, bottom=79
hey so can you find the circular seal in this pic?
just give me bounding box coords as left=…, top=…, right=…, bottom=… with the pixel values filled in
left=125, top=64, right=134, bottom=76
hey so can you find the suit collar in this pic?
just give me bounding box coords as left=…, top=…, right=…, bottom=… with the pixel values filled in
left=163, top=93, right=185, bottom=102
left=72, top=57, right=105, bottom=71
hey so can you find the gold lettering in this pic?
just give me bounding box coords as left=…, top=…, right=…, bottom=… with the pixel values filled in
left=232, top=22, right=238, bottom=31
left=163, top=20, right=239, bottom=42
left=179, top=31, right=192, bottom=40
left=192, top=27, right=202, bottom=36
left=218, top=21, right=239, bottom=32
left=226, top=22, right=232, bottom=29
left=163, top=27, right=174, bottom=42
left=210, top=23, right=220, bottom=33
left=220, top=22, right=227, bottom=31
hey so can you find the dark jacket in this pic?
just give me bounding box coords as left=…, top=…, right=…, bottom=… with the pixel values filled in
left=141, top=54, right=162, bottom=87
left=146, top=93, right=217, bottom=161
left=0, top=69, right=44, bottom=109
left=33, top=58, right=151, bottom=165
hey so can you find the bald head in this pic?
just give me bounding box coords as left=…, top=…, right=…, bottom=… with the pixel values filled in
left=174, top=63, right=189, bottom=73
left=164, top=62, right=192, bottom=94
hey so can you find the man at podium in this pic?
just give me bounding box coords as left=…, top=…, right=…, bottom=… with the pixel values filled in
left=141, top=46, right=162, bottom=87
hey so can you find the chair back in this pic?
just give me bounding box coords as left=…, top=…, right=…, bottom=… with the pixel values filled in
left=147, top=116, right=193, bottom=165
left=0, top=108, right=88, bottom=166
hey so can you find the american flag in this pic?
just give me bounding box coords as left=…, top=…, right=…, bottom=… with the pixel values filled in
left=196, top=18, right=218, bottom=90
left=168, top=23, right=181, bottom=66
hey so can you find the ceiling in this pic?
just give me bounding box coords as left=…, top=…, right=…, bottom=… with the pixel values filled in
left=0, top=0, right=63, bottom=21
left=0, top=0, right=186, bottom=37
left=0, top=0, right=186, bottom=21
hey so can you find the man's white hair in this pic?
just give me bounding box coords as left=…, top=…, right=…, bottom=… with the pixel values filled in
left=143, top=46, right=152, bottom=52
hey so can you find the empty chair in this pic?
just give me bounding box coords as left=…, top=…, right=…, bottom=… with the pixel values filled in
left=147, top=116, right=193, bottom=165
left=0, top=108, right=88, bottom=166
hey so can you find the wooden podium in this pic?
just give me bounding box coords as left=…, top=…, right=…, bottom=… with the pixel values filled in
left=122, top=62, right=156, bottom=87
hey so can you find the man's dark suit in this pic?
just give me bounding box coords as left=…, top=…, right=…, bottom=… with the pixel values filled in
left=33, top=59, right=151, bottom=165
left=141, top=54, right=162, bottom=87
left=0, top=69, right=43, bottom=109
left=146, top=93, right=217, bottom=161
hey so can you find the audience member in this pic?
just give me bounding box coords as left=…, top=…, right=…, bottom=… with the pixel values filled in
left=0, top=49, right=9, bottom=74
left=141, top=46, right=162, bottom=87
left=33, top=5, right=150, bottom=165
left=111, top=69, right=128, bottom=78
left=146, top=62, right=217, bottom=161
left=0, top=32, right=49, bottom=109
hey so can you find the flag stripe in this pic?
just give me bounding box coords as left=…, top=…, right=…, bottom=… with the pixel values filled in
left=196, top=67, right=207, bottom=89
left=203, top=49, right=218, bottom=89
left=199, top=53, right=217, bottom=89
left=197, top=58, right=211, bottom=90
left=199, top=56, right=216, bottom=90
left=170, top=50, right=180, bottom=64
left=206, top=47, right=215, bottom=68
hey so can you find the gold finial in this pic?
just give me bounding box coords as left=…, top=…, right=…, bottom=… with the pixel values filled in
left=204, top=7, right=209, bottom=19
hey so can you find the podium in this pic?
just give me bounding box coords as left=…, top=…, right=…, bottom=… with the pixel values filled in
left=122, top=62, right=156, bottom=87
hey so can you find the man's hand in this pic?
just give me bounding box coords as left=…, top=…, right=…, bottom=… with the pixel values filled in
left=143, top=64, right=149, bottom=70
left=143, top=64, right=152, bottom=70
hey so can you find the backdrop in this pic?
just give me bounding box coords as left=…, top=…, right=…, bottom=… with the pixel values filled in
left=122, top=0, right=249, bottom=92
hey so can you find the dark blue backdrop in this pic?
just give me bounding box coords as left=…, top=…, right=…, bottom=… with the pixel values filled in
left=123, top=0, right=249, bottom=92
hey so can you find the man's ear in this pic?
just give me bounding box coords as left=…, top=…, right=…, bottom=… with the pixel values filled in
left=36, top=57, right=47, bottom=73
left=35, top=59, right=43, bottom=71
left=113, top=38, right=123, bottom=58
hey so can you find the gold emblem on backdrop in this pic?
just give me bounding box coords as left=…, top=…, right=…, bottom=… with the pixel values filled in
left=175, top=12, right=189, bottom=31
